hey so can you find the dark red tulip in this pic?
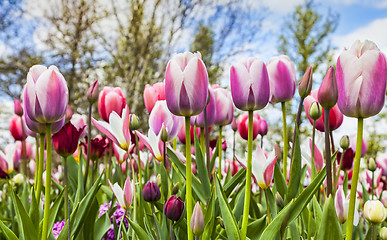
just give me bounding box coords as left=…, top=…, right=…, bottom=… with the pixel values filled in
left=164, top=195, right=184, bottom=221
left=336, top=148, right=355, bottom=171
left=143, top=181, right=161, bottom=202
left=52, top=122, right=85, bottom=157
left=82, top=135, right=109, bottom=160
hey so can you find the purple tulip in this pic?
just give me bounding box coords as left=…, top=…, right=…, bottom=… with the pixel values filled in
left=266, top=55, right=297, bottom=103
left=143, top=181, right=161, bottom=202
left=230, top=58, right=270, bottom=111
left=336, top=40, right=387, bottom=118
left=191, top=86, right=216, bottom=127
left=257, top=119, right=268, bottom=136
left=24, top=112, right=65, bottom=134
left=164, top=195, right=184, bottom=221
left=149, top=100, right=183, bottom=142
left=213, top=87, right=233, bottom=126
left=23, top=65, right=68, bottom=124
left=165, top=52, right=209, bottom=116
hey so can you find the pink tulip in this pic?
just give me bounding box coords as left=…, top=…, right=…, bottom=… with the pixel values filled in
left=0, top=144, right=16, bottom=174
left=257, top=119, right=268, bottom=136
left=213, top=87, right=233, bottom=126
left=266, top=55, right=296, bottom=103
left=136, top=130, right=164, bottom=162
left=23, top=65, right=68, bottom=123
left=236, top=112, right=260, bottom=141
left=9, top=115, right=27, bottom=141
left=113, top=143, right=128, bottom=164
left=377, top=158, right=387, bottom=176
left=65, top=104, right=73, bottom=122
left=98, top=87, right=126, bottom=122
left=14, top=99, right=23, bottom=116
left=191, top=86, right=216, bottom=127
left=108, top=177, right=133, bottom=210
left=336, top=40, right=387, bottom=118
left=318, top=66, right=338, bottom=110
left=349, top=134, right=367, bottom=157
left=13, top=141, right=34, bottom=165
left=230, top=58, right=270, bottom=111
left=149, top=100, right=183, bottom=142
left=236, top=145, right=277, bottom=189
left=301, top=136, right=324, bottom=173
left=304, top=89, right=343, bottom=132
left=335, top=185, right=359, bottom=225
left=165, top=52, right=209, bottom=116
left=24, top=111, right=64, bottom=134
left=70, top=114, right=87, bottom=138
left=143, top=82, right=165, bottom=113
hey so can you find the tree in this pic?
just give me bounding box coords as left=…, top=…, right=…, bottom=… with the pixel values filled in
left=278, top=0, right=339, bottom=76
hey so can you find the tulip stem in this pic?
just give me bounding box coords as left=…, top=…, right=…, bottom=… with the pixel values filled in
left=185, top=117, right=193, bottom=240
left=335, top=152, right=344, bottom=192
left=204, top=111, right=211, bottom=177
left=200, top=127, right=205, bottom=153
left=260, top=135, right=263, bottom=149
left=324, top=110, right=332, bottom=197
left=281, top=102, right=288, bottom=180
left=150, top=203, right=160, bottom=240
left=173, top=138, right=177, bottom=151
left=62, top=156, right=70, bottom=240
left=34, top=136, right=39, bottom=189
left=311, top=121, right=317, bottom=180
left=241, top=110, right=253, bottom=239
left=42, top=123, right=52, bottom=240
left=84, top=103, right=93, bottom=190
left=170, top=220, right=175, bottom=240
left=264, top=188, right=271, bottom=224
left=346, top=117, right=363, bottom=240
left=371, top=171, right=375, bottom=199
left=135, top=134, right=143, bottom=192
left=36, top=134, right=45, bottom=203
left=290, top=97, right=305, bottom=161
left=218, top=126, right=223, bottom=180
left=131, top=160, right=137, bottom=239
left=371, top=224, right=376, bottom=240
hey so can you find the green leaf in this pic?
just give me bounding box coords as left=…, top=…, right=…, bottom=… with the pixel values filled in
left=157, top=162, right=169, bottom=200
left=317, top=196, right=342, bottom=240
left=224, top=167, right=246, bottom=197
left=215, top=177, right=240, bottom=240
left=274, top=162, right=287, bottom=199
left=286, top=125, right=301, bottom=203
left=94, top=213, right=112, bottom=240
left=288, top=221, right=300, bottom=239
left=0, top=220, right=18, bottom=240
left=265, top=188, right=277, bottom=220
left=259, top=165, right=327, bottom=240
left=203, top=191, right=215, bottom=240
left=246, top=215, right=266, bottom=240
left=194, top=132, right=211, bottom=199
left=10, top=187, right=39, bottom=240
left=83, top=198, right=99, bottom=239
left=75, top=150, right=85, bottom=205
left=210, top=141, right=219, bottom=172
left=39, top=190, right=64, bottom=239
left=128, top=218, right=151, bottom=240
left=29, top=187, right=39, bottom=229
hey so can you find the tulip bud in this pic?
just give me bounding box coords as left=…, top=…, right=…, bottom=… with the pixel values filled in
left=231, top=117, right=237, bottom=132
left=191, top=202, right=204, bottom=237
left=172, top=182, right=179, bottom=195
left=364, top=200, right=387, bottom=224
left=12, top=173, right=24, bottom=185
left=367, top=158, right=377, bottom=172
left=87, top=80, right=99, bottom=104
left=275, top=143, right=282, bottom=161
left=129, top=114, right=140, bottom=130
left=217, top=217, right=224, bottom=228
left=14, top=99, right=23, bottom=116
left=275, top=192, right=284, bottom=208
left=65, top=104, right=73, bottom=122
left=340, top=135, right=350, bottom=150
left=258, top=119, right=268, bottom=136
left=156, top=174, right=161, bottom=186
left=309, top=101, right=322, bottom=120
left=143, top=181, right=161, bottom=202
left=160, top=125, right=168, bottom=142
left=164, top=195, right=184, bottom=221
left=318, top=67, right=338, bottom=110
left=149, top=159, right=154, bottom=169
left=298, top=66, right=313, bottom=98
left=380, top=227, right=387, bottom=240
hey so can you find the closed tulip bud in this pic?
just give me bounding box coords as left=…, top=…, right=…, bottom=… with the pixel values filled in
left=309, top=101, right=322, bottom=120
left=164, top=195, right=184, bottom=221
left=380, top=227, right=387, bottom=240
left=12, top=173, right=24, bottom=185
left=143, top=82, right=165, bottom=113
left=160, top=125, right=168, bottom=142
left=129, top=114, right=140, bottom=130
left=298, top=66, right=313, bottom=98
left=213, top=87, right=233, bottom=126
left=231, top=117, right=237, bottom=132
left=275, top=192, right=284, bottom=208
left=364, top=200, right=387, bottom=224
left=191, top=202, right=204, bottom=236
left=65, top=104, right=72, bottom=122
left=318, top=66, right=338, bottom=110
left=9, top=115, right=27, bottom=141
left=236, top=112, right=260, bottom=141
left=87, top=80, right=99, bottom=104
left=340, top=135, right=350, bottom=150
left=143, top=181, right=161, bottom=202
left=172, top=182, right=179, bottom=195
left=14, top=99, right=23, bottom=116
left=367, top=158, right=377, bottom=172
left=258, top=119, right=268, bottom=136
left=156, top=174, right=161, bottom=186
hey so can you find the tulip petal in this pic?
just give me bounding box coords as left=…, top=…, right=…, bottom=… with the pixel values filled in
left=262, top=155, right=277, bottom=189
left=109, top=180, right=125, bottom=208
left=92, top=118, right=120, bottom=147
left=123, top=177, right=133, bottom=207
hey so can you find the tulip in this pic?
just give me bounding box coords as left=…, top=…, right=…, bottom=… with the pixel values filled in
left=136, top=130, right=164, bottom=162
left=9, top=115, right=27, bottom=141
left=336, top=148, right=355, bottom=171
left=336, top=40, right=387, bottom=118
left=12, top=173, right=24, bottom=185
left=87, top=80, right=99, bottom=104
left=81, top=135, right=109, bottom=161
left=298, top=66, right=313, bottom=98
left=381, top=227, right=387, bottom=240
left=109, top=177, right=133, bottom=210
left=65, top=104, right=72, bottom=122
left=70, top=114, right=87, bottom=138
left=213, top=87, right=233, bottom=126
left=266, top=55, right=297, bottom=103
left=14, top=99, right=23, bottom=116
left=190, top=86, right=216, bottom=127
left=164, top=195, right=184, bottom=221
left=364, top=200, right=387, bottom=224
left=335, top=186, right=359, bottom=224
left=340, top=135, right=350, bottom=150
left=230, top=57, right=270, bottom=111
left=258, top=119, right=268, bottom=136
left=129, top=114, right=140, bottom=131
left=13, top=141, right=33, bottom=165
left=304, top=89, right=343, bottom=132
left=92, top=106, right=133, bottom=151
left=52, top=122, right=85, bottom=158
left=0, top=144, right=16, bottom=174
left=191, top=202, right=204, bottom=236
left=24, top=112, right=64, bottom=134
left=149, top=100, right=183, bottom=142
left=143, top=82, right=165, bottom=113
left=318, top=67, right=338, bottom=110
left=143, top=181, right=161, bottom=202
left=301, top=136, right=324, bottom=173
left=349, top=134, right=367, bottom=157
left=165, top=52, right=209, bottom=116
left=23, top=65, right=68, bottom=123
left=98, top=87, right=126, bottom=122
left=236, top=112, right=260, bottom=140
left=231, top=117, right=237, bottom=131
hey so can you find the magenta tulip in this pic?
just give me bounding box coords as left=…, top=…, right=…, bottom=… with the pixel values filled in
left=98, top=87, right=126, bottom=122
left=143, top=82, right=166, bottom=113
left=9, top=115, right=27, bottom=141
left=336, top=40, right=387, bottom=118
left=213, top=87, right=233, bottom=126
left=87, top=80, right=99, bottom=104
left=266, top=55, right=296, bottom=103
left=236, top=112, right=260, bottom=140
left=14, top=99, right=23, bottom=116
left=257, top=119, right=268, bottom=136
left=164, top=195, right=184, bottom=221
left=230, top=58, right=270, bottom=111
left=24, top=111, right=64, bottom=134
left=143, top=181, right=161, bottom=202
left=52, top=122, right=85, bottom=158
left=23, top=65, right=68, bottom=123
left=190, top=86, right=216, bottom=127
left=318, top=66, right=338, bottom=110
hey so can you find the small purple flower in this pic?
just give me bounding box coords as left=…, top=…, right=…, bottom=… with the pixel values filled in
left=100, top=202, right=129, bottom=240
left=53, top=219, right=65, bottom=239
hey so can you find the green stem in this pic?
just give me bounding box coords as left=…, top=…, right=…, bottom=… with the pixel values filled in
left=135, top=134, right=143, bottom=192
left=324, top=110, right=332, bottom=196
left=264, top=189, right=271, bottom=224
left=63, top=157, right=69, bottom=222
left=173, top=138, right=177, bottom=151
left=151, top=203, right=160, bottom=240
left=84, top=103, right=92, bottom=190
left=34, top=135, right=39, bottom=195
left=345, top=118, right=363, bottom=240
left=218, top=126, right=223, bottom=180
left=170, top=220, right=175, bottom=240
left=200, top=127, right=205, bottom=153
left=241, top=110, right=253, bottom=239
left=281, top=102, right=288, bottom=179
left=42, top=123, right=52, bottom=240
left=371, top=171, right=375, bottom=199
left=185, top=117, right=193, bottom=240
left=131, top=159, right=137, bottom=239
left=335, top=152, right=344, bottom=192
left=372, top=224, right=376, bottom=240
left=311, top=120, right=316, bottom=180
left=36, top=134, right=45, bottom=202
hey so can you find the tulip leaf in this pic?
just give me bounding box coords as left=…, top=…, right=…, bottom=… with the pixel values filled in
left=246, top=215, right=266, bottom=240
left=75, top=149, right=85, bottom=205
left=215, top=177, right=241, bottom=240
left=274, top=162, right=287, bottom=199
left=166, top=147, right=206, bottom=203
left=317, top=196, right=342, bottom=240
left=29, top=187, right=39, bottom=229
left=288, top=221, right=300, bottom=239
left=83, top=198, right=99, bottom=239
left=94, top=213, right=112, bottom=240
left=286, top=125, right=301, bottom=204
left=128, top=218, right=151, bottom=240
left=203, top=190, right=215, bottom=240
left=224, top=167, right=246, bottom=197
left=10, top=186, right=39, bottom=240
left=259, top=165, right=327, bottom=240
left=0, top=220, right=18, bottom=240
left=38, top=190, right=64, bottom=239
left=194, top=131, right=211, bottom=199
left=157, top=161, right=169, bottom=200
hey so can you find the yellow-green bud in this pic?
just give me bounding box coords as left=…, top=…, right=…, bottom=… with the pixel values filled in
left=340, top=135, right=350, bottom=150
left=129, top=114, right=140, bottom=130
left=217, top=217, right=224, bottom=228
left=380, top=227, right=387, bottom=240
left=156, top=174, right=161, bottom=186
left=160, top=125, right=168, bottom=142
left=309, top=101, right=322, bottom=120
left=191, top=202, right=204, bottom=237
left=367, top=158, right=377, bottom=172
left=275, top=192, right=284, bottom=208
left=172, top=182, right=179, bottom=195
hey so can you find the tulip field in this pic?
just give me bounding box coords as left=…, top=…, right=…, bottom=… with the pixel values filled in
left=1, top=40, right=387, bottom=240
